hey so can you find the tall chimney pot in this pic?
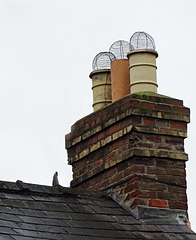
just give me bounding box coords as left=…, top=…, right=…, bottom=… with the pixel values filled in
left=127, top=49, right=158, bottom=94
left=111, top=59, right=130, bottom=102
left=89, top=69, right=112, bottom=111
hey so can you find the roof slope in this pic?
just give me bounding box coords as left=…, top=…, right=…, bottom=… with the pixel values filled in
left=0, top=180, right=195, bottom=240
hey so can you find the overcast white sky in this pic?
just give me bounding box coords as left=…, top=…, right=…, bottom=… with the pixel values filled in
left=0, top=0, right=196, bottom=231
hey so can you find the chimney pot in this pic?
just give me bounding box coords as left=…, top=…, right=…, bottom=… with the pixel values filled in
left=127, top=49, right=158, bottom=94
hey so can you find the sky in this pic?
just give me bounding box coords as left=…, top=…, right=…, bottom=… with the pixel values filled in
left=0, top=0, right=196, bottom=231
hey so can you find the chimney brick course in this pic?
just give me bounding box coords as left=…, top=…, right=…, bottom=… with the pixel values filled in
left=66, top=92, right=190, bottom=213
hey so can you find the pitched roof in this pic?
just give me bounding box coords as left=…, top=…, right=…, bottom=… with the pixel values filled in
left=0, top=180, right=195, bottom=240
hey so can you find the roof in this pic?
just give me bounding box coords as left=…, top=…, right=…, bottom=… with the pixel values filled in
left=0, top=180, right=195, bottom=240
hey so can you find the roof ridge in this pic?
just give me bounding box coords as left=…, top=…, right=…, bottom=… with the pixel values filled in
left=0, top=180, right=109, bottom=200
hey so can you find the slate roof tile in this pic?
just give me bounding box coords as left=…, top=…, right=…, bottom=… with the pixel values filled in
left=0, top=180, right=195, bottom=240
left=0, top=235, right=15, bottom=240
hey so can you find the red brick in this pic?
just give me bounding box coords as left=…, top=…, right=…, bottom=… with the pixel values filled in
left=106, top=167, right=117, bottom=178
left=156, top=104, right=171, bottom=111
left=168, top=185, right=186, bottom=194
left=129, top=198, right=147, bottom=207
left=89, top=135, right=98, bottom=145
left=135, top=165, right=145, bottom=174
left=120, top=101, right=132, bottom=111
left=108, top=123, right=121, bottom=135
left=124, top=166, right=132, bottom=177
left=117, top=161, right=129, bottom=172
left=143, top=118, right=155, bottom=126
left=101, top=113, right=108, bottom=123
left=164, top=136, right=184, bottom=145
left=157, top=192, right=176, bottom=201
left=131, top=94, right=141, bottom=100
left=157, top=159, right=174, bottom=167
left=105, top=152, right=116, bottom=161
left=65, top=133, right=71, bottom=142
left=148, top=183, right=167, bottom=191
left=120, top=117, right=133, bottom=128
left=123, top=183, right=137, bottom=194
left=111, top=172, right=124, bottom=183
left=145, top=135, right=161, bottom=142
left=97, top=131, right=106, bottom=141
left=95, top=116, right=101, bottom=125
left=168, top=201, right=187, bottom=210
left=167, top=168, right=185, bottom=176
left=132, top=116, right=142, bottom=124
left=112, top=141, right=122, bottom=151
left=146, top=166, right=165, bottom=175
left=130, top=100, right=141, bottom=108
left=162, top=98, right=183, bottom=106
left=93, top=159, right=104, bottom=168
left=149, top=199, right=168, bottom=208
left=173, top=106, right=190, bottom=114
left=170, top=121, right=187, bottom=130
left=90, top=120, right=96, bottom=128
left=142, top=102, right=155, bottom=109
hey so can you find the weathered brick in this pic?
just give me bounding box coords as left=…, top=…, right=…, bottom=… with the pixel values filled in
left=160, top=128, right=178, bottom=136
left=164, top=136, right=184, bottom=144
left=155, top=119, right=169, bottom=127
left=79, top=149, right=90, bottom=159
left=112, top=129, right=123, bottom=140
left=82, top=130, right=91, bottom=140
left=101, top=135, right=112, bottom=146
left=116, top=112, right=126, bottom=121
left=148, top=183, right=167, bottom=191
left=144, top=135, right=161, bottom=143
left=168, top=201, right=187, bottom=210
left=105, top=118, right=116, bottom=127
left=156, top=192, right=176, bottom=201
left=146, top=166, right=165, bottom=175
left=129, top=198, right=147, bottom=207
left=90, top=142, right=100, bottom=152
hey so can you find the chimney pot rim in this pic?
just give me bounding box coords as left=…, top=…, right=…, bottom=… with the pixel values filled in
left=89, top=69, right=111, bottom=79
left=127, top=49, right=158, bottom=58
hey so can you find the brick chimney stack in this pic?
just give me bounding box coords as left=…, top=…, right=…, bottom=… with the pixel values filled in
left=65, top=32, right=190, bottom=220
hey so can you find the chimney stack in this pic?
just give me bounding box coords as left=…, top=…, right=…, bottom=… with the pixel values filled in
left=66, top=32, right=190, bottom=221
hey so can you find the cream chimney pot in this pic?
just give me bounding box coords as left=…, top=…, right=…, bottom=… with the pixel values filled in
left=127, top=49, right=158, bottom=94
left=89, top=69, right=112, bottom=111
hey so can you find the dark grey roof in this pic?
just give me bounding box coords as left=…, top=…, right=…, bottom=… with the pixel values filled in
left=0, top=180, right=195, bottom=240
